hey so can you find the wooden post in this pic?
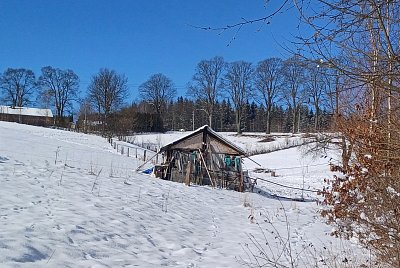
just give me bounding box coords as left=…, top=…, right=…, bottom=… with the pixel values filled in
left=240, top=171, right=244, bottom=192
left=198, top=149, right=215, bottom=187
left=121, top=146, right=124, bottom=155
left=185, top=161, right=192, bottom=186
left=127, top=147, right=130, bottom=157
left=239, top=156, right=244, bottom=192
left=136, top=148, right=138, bottom=158
left=113, top=142, right=116, bottom=149
left=144, top=150, right=147, bottom=161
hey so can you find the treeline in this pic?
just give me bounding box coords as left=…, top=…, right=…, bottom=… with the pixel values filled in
left=79, top=97, right=332, bottom=135
left=75, top=56, right=336, bottom=135
left=0, top=56, right=337, bottom=134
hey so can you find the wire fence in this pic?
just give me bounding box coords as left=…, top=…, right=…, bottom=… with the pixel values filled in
left=254, top=177, right=320, bottom=193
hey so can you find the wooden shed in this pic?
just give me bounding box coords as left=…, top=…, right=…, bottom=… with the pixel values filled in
left=0, top=106, right=53, bottom=127
left=156, top=125, right=249, bottom=191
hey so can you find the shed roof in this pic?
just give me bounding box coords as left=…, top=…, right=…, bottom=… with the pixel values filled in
left=0, top=106, right=53, bottom=117
left=159, top=125, right=246, bottom=155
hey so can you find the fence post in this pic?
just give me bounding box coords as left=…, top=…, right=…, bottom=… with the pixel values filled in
left=113, top=142, right=116, bottom=149
left=144, top=150, right=146, bottom=161
left=127, top=147, right=130, bottom=157
left=136, top=148, right=138, bottom=158
left=121, top=146, right=124, bottom=155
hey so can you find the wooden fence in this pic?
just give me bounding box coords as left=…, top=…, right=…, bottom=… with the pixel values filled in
left=108, top=138, right=161, bottom=166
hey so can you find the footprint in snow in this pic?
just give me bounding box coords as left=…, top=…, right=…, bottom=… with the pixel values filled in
left=67, top=236, right=74, bottom=244
left=11, top=245, right=48, bottom=263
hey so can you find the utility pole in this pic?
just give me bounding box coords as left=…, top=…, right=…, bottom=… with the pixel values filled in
left=192, top=110, right=195, bottom=131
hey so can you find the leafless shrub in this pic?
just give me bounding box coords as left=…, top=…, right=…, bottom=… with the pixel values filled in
left=237, top=204, right=379, bottom=268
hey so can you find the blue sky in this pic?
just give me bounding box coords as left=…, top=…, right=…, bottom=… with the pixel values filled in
left=0, top=0, right=306, bottom=103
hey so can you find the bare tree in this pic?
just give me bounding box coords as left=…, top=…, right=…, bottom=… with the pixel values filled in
left=38, top=66, right=79, bottom=124
left=294, top=1, right=400, bottom=266
left=281, top=56, right=306, bottom=133
left=88, top=68, right=128, bottom=133
left=223, top=61, right=253, bottom=134
left=139, top=73, right=176, bottom=118
left=304, top=64, right=328, bottom=132
left=254, top=58, right=283, bottom=134
left=77, top=98, right=94, bottom=133
left=187, top=56, right=225, bottom=128
left=0, top=68, right=36, bottom=107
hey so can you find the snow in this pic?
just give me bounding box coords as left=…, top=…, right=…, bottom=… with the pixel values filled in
left=128, top=131, right=311, bottom=156
left=0, top=122, right=366, bottom=267
left=0, top=106, right=53, bottom=117
left=387, top=186, right=400, bottom=197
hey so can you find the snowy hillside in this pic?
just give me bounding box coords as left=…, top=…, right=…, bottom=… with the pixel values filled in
left=0, top=122, right=365, bottom=267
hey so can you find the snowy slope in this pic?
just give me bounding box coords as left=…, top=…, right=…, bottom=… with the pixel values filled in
left=0, top=122, right=365, bottom=267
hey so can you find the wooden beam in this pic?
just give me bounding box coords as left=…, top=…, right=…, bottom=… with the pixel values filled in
left=135, top=152, right=159, bottom=171
left=198, top=149, right=215, bottom=187
left=244, top=156, right=262, bottom=167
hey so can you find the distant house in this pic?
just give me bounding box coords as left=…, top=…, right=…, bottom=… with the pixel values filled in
left=0, top=106, right=53, bottom=127
left=156, top=125, right=250, bottom=192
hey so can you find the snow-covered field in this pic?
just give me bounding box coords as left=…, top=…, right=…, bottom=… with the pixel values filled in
left=127, top=131, right=311, bottom=156
left=0, top=122, right=365, bottom=267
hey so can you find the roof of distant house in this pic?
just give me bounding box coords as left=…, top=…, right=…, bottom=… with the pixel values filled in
left=0, top=106, right=53, bottom=117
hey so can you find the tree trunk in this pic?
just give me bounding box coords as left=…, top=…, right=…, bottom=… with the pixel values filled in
left=236, top=110, right=242, bottom=134
left=314, top=106, right=319, bottom=132
left=265, top=107, right=271, bottom=134
left=292, top=108, right=297, bottom=134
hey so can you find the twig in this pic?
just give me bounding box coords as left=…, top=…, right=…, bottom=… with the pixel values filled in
left=163, top=188, right=170, bottom=213
left=54, top=146, right=61, bottom=165
left=189, top=0, right=290, bottom=32
left=46, top=248, right=56, bottom=265
left=59, top=171, right=63, bottom=186
left=91, top=168, right=103, bottom=193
